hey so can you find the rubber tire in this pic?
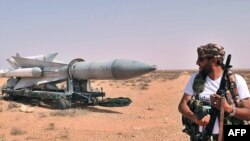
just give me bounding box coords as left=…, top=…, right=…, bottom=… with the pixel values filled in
left=91, top=97, right=100, bottom=106
left=9, top=95, right=21, bottom=101
left=57, top=99, right=67, bottom=110
left=64, top=99, right=71, bottom=109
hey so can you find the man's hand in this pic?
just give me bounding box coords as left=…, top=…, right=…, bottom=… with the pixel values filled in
left=195, top=114, right=211, bottom=126
left=210, top=94, right=233, bottom=113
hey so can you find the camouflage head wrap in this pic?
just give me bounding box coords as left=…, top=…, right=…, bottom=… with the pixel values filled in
left=197, top=43, right=225, bottom=61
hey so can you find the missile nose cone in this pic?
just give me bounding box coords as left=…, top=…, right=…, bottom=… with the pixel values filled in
left=146, top=65, right=157, bottom=72
left=31, top=67, right=42, bottom=77
left=111, top=59, right=156, bottom=79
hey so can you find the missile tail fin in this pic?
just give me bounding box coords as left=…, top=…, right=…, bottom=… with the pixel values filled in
left=45, top=53, right=58, bottom=61
left=12, top=56, right=67, bottom=68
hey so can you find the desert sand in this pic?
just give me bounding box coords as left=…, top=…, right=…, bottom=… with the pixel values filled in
left=0, top=71, right=191, bottom=141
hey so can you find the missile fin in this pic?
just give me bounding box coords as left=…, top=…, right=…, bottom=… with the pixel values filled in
left=7, top=58, right=19, bottom=68
left=12, top=56, right=67, bottom=68
left=45, top=53, right=58, bottom=61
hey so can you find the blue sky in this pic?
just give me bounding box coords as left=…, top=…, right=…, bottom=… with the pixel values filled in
left=1, top=0, right=250, bottom=69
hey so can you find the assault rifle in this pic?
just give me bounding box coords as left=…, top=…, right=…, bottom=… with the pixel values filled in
left=204, top=54, right=232, bottom=141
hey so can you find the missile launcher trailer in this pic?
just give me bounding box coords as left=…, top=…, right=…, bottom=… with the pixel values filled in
left=0, top=53, right=156, bottom=109
left=2, top=78, right=104, bottom=109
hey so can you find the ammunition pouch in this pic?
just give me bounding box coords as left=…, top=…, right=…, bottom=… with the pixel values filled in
left=188, top=99, right=208, bottom=120
left=182, top=99, right=210, bottom=140
left=224, top=115, right=250, bottom=125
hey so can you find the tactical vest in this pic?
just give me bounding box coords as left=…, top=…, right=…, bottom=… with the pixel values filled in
left=192, top=71, right=250, bottom=125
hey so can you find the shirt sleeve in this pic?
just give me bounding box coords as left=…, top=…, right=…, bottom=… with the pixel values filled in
left=235, top=74, right=250, bottom=100
left=184, top=73, right=197, bottom=96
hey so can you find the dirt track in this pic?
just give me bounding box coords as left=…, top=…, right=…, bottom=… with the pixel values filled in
left=0, top=72, right=190, bottom=141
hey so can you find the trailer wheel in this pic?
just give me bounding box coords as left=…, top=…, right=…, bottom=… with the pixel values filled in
left=9, top=95, right=22, bottom=101
left=64, top=99, right=71, bottom=109
left=91, top=97, right=100, bottom=106
left=57, top=99, right=67, bottom=110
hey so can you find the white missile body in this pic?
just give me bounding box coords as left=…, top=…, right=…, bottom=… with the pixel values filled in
left=0, top=67, right=42, bottom=77
left=70, top=59, right=156, bottom=80
left=0, top=53, right=156, bottom=89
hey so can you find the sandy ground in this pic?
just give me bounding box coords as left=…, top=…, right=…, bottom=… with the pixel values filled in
left=0, top=72, right=190, bottom=141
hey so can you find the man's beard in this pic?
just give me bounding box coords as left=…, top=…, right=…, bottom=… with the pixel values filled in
left=199, top=65, right=212, bottom=77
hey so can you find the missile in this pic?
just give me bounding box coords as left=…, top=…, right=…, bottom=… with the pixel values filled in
left=1, top=54, right=156, bottom=89
left=1, top=59, right=156, bottom=80
left=68, top=59, right=156, bottom=80
left=6, top=53, right=59, bottom=68
left=0, top=67, right=42, bottom=78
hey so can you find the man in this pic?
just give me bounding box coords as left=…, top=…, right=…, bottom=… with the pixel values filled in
left=178, top=43, right=250, bottom=141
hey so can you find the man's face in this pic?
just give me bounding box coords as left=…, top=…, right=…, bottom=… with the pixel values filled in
left=196, top=56, right=212, bottom=75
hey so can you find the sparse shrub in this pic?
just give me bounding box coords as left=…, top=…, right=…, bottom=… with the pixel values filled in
left=144, top=79, right=151, bottom=83
left=128, top=80, right=135, bottom=83
left=135, top=78, right=143, bottom=82
left=138, top=83, right=149, bottom=90
left=8, top=102, right=21, bottom=109
left=58, top=128, right=69, bottom=140
left=38, top=112, right=47, bottom=118
left=46, top=123, right=55, bottom=130
left=139, top=86, right=148, bottom=90
left=10, top=127, right=26, bottom=135
left=26, top=136, right=39, bottom=140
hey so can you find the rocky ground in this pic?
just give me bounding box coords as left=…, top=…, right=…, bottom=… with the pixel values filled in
left=0, top=71, right=193, bottom=141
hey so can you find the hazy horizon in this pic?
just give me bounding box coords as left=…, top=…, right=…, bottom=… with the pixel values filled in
left=1, top=0, right=250, bottom=70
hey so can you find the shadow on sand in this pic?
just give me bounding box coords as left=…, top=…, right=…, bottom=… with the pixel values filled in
left=2, top=96, right=122, bottom=114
